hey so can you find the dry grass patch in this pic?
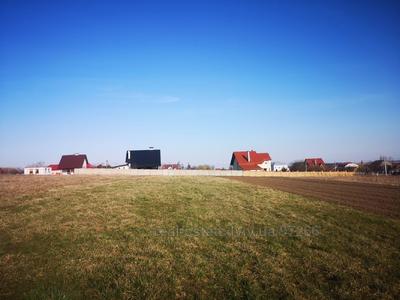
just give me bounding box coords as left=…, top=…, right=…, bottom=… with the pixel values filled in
left=0, top=175, right=399, bottom=299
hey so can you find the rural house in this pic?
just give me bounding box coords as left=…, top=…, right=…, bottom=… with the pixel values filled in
left=230, top=150, right=272, bottom=171
left=126, top=149, right=161, bottom=169
left=57, top=154, right=92, bottom=174
left=305, top=158, right=325, bottom=171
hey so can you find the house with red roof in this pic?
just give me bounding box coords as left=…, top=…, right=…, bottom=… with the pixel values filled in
left=230, top=150, right=272, bottom=171
left=305, top=158, right=325, bottom=171
left=57, top=154, right=93, bottom=174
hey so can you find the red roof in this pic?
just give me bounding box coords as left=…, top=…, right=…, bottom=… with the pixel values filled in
left=48, top=164, right=59, bottom=171
left=305, top=158, right=325, bottom=167
left=231, top=151, right=271, bottom=170
left=58, top=154, right=89, bottom=170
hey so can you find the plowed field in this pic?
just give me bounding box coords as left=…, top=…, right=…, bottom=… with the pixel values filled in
left=228, top=177, right=400, bottom=219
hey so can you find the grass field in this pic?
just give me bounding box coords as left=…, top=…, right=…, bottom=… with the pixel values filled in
left=1, top=175, right=399, bottom=299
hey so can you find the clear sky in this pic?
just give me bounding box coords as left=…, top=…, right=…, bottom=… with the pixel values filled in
left=1, top=0, right=399, bottom=168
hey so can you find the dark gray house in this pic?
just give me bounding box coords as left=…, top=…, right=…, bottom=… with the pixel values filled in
left=125, top=149, right=161, bottom=169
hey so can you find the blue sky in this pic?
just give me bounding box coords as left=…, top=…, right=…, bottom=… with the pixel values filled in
left=1, top=0, right=399, bottom=167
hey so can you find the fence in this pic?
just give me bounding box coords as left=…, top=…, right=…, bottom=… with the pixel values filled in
left=75, top=168, right=355, bottom=177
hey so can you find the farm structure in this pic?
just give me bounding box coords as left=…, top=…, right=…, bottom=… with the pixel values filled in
left=126, top=149, right=161, bottom=169
left=24, top=166, right=52, bottom=175
left=230, top=150, right=272, bottom=171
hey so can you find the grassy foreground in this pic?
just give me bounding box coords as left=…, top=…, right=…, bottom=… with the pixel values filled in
left=0, top=176, right=399, bottom=299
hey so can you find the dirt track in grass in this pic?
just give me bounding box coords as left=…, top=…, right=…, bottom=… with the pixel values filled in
left=226, top=177, right=400, bottom=219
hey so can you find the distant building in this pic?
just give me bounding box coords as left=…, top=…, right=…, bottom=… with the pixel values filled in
left=273, top=164, right=290, bottom=172
left=58, top=154, right=92, bottom=174
left=391, top=161, right=400, bottom=175
left=126, top=149, right=161, bottom=169
left=24, top=167, right=52, bottom=175
left=343, top=162, right=359, bottom=171
left=325, top=162, right=359, bottom=172
left=367, top=160, right=393, bottom=174
left=230, top=150, right=272, bottom=171
left=344, top=163, right=359, bottom=169
left=305, top=158, right=325, bottom=171
left=161, top=163, right=182, bottom=170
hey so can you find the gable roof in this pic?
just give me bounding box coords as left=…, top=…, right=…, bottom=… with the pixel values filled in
left=58, top=154, right=89, bottom=170
left=230, top=151, right=271, bottom=170
left=305, top=158, right=325, bottom=167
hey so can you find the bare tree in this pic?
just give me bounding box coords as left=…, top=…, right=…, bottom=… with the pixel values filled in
left=27, top=161, right=46, bottom=167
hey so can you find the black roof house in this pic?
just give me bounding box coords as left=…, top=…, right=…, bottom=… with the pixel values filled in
left=125, top=149, right=161, bottom=169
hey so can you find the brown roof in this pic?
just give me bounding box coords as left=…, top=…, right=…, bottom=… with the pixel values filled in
left=58, top=154, right=89, bottom=170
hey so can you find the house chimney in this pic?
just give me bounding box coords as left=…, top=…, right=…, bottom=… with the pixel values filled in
left=248, top=151, right=251, bottom=162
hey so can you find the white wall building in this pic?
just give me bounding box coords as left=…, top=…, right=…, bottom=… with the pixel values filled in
left=24, top=167, right=52, bottom=175
left=273, top=164, right=290, bottom=172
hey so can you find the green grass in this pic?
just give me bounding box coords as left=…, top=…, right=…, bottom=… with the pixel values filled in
left=0, top=176, right=399, bottom=299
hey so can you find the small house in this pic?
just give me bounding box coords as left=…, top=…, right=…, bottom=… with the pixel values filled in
left=58, top=154, right=92, bottom=174
left=230, top=150, right=272, bottom=171
left=305, top=158, right=325, bottom=171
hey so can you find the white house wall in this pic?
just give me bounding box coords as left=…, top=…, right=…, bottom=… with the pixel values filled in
left=257, top=161, right=272, bottom=171
left=24, top=167, right=52, bottom=175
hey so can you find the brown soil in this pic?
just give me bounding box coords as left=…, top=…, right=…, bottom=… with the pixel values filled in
left=227, top=176, right=400, bottom=219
